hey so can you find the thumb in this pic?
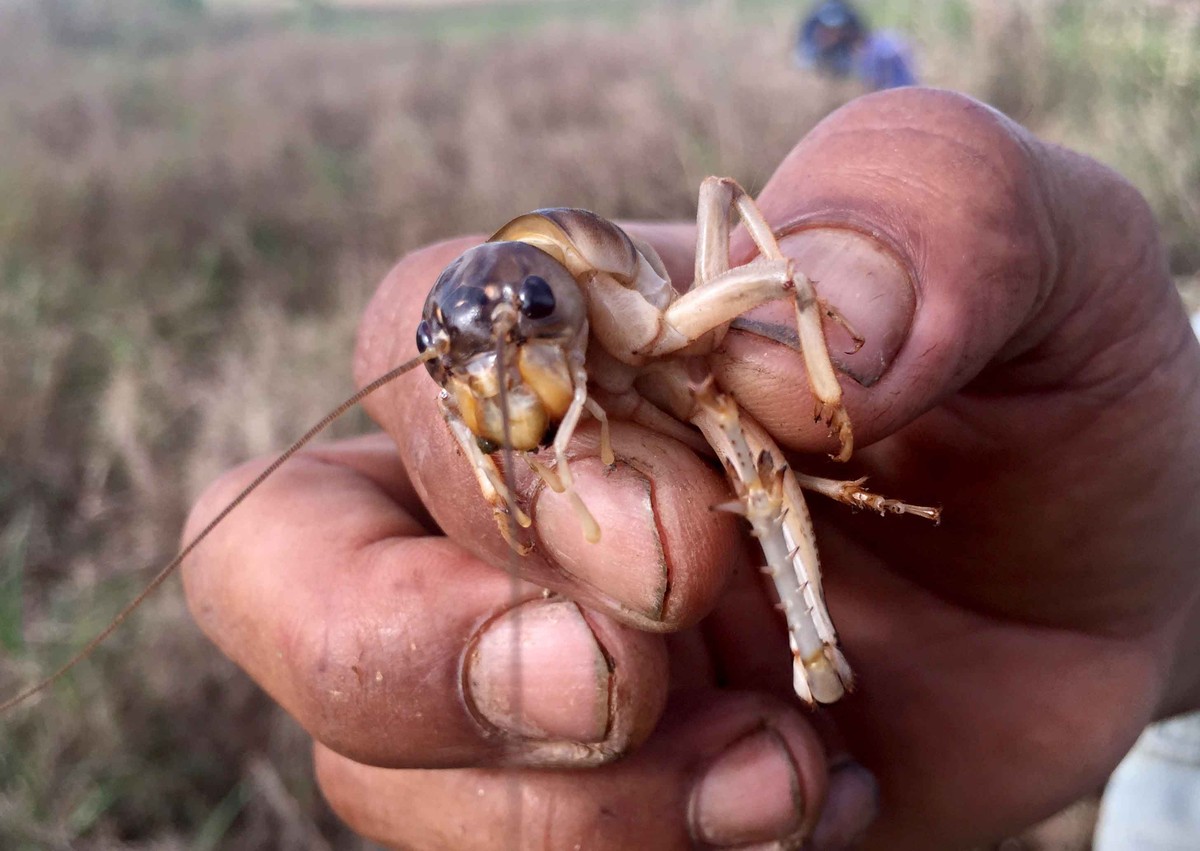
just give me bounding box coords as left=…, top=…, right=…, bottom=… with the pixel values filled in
left=717, top=87, right=1181, bottom=452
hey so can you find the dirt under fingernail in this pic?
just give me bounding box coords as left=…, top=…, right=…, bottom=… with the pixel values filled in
left=533, top=459, right=669, bottom=621
left=465, top=598, right=612, bottom=743
left=690, top=728, right=805, bottom=847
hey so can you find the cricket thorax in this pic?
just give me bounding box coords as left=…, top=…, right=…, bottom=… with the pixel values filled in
left=417, top=241, right=587, bottom=451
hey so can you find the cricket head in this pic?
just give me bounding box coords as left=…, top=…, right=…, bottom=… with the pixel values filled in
left=417, top=241, right=587, bottom=453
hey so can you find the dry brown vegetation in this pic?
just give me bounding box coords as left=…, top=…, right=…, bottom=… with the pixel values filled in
left=0, top=0, right=1196, bottom=848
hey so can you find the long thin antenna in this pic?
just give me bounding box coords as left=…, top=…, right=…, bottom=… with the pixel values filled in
left=493, top=313, right=525, bottom=851
left=0, top=348, right=437, bottom=714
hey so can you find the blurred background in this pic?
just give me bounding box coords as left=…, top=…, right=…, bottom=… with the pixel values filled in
left=0, top=0, right=1197, bottom=848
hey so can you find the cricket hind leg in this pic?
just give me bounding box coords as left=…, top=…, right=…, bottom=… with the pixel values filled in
left=689, top=377, right=851, bottom=705
left=717, top=178, right=854, bottom=460
left=658, top=176, right=855, bottom=460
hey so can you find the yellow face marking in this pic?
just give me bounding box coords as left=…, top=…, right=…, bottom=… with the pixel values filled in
left=449, top=376, right=482, bottom=437
left=517, top=343, right=574, bottom=422
left=451, top=353, right=556, bottom=452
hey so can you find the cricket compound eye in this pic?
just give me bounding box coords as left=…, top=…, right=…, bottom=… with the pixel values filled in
left=415, top=319, right=434, bottom=354
left=517, top=275, right=556, bottom=319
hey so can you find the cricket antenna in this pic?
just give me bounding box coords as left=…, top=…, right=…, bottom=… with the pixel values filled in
left=493, top=311, right=526, bottom=850
left=0, top=347, right=438, bottom=714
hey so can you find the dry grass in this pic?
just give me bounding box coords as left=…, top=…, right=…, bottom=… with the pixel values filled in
left=0, top=0, right=1196, bottom=848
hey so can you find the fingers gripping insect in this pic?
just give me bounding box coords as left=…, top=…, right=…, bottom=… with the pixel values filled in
left=0, top=176, right=938, bottom=715
left=416, top=176, right=939, bottom=705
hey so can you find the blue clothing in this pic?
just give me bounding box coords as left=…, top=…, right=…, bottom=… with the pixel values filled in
left=795, top=1, right=863, bottom=76
left=794, top=1, right=918, bottom=92
left=854, top=31, right=917, bottom=90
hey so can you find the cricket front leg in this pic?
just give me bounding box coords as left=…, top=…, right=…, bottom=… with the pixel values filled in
left=690, top=378, right=851, bottom=705
left=439, top=395, right=533, bottom=554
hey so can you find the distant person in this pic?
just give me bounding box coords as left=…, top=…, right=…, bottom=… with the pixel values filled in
left=794, top=0, right=917, bottom=90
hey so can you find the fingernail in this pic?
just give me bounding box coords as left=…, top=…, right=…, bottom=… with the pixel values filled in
left=465, top=599, right=612, bottom=742
left=764, top=228, right=914, bottom=387
left=689, top=729, right=805, bottom=847
left=533, top=458, right=668, bottom=621
left=809, top=759, right=879, bottom=850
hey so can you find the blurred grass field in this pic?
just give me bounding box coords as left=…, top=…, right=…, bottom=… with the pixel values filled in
left=0, top=0, right=1197, bottom=848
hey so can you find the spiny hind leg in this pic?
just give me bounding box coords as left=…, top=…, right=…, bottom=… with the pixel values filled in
left=794, top=471, right=942, bottom=522
left=439, top=396, right=532, bottom=554
left=717, top=178, right=853, bottom=459
left=689, top=377, right=850, bottom=705
left=661, top=176, right=854, bottom=459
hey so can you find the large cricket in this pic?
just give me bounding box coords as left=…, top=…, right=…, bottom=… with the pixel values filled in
left=1, top=176, right=938, bottom=715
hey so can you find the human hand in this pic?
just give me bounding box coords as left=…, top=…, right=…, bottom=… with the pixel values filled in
left=182, top=88, right=1200, bottom=850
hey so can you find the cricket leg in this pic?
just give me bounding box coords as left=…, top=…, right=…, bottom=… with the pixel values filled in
left=583, top=397, right=615, bottom=466
left=546, top=371, right=603, bottom=544
left=793, top=471, right=942, bottom=521
left=439, top=395, right=532, bottom=554
left=588, top=380, right=714, bottom=456
left=650, top=176, right=854, bottom=460
left=527, top=397, right=613, bottom=492
left=689, top=377, right=851, bottom=705
left=520, top=383, right=614, bottom=542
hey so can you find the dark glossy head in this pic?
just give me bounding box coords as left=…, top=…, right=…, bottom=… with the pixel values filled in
left=417, top=241, right=586, bottom=383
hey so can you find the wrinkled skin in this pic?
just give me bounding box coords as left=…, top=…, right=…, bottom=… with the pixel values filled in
left=183, top=89, right=1200, bottom=850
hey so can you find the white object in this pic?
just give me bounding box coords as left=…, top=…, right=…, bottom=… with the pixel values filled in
left=1095, top=712, right=1200, bottom=850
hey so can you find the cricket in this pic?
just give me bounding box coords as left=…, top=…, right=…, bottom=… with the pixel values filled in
left=1, top=175, right=939, bottom=716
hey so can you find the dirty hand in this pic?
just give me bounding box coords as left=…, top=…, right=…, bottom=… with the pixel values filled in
left=183, top=88, right=1200, bottom=850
